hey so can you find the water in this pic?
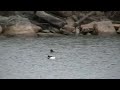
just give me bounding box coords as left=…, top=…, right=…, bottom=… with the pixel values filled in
left=0, top=35, right=120, bottom=79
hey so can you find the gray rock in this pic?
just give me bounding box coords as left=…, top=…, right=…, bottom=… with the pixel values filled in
left=42, top=30, right=51, bottom=33
left=3, top=15, right=36, bottom=36
left=81, top=21, right=116, bottom=35
left=52, top=28, right=60, bottom=33
left=48, top=11, right=73, bottom=17
left=0, top=16, right=9, bottom=28
left=72, top=15, right=78, bottom=21
left=31, top=24, right=42, bottom=33
left=37, top=32, right=62, bottom=37
left=60, top=29, right=73, bottom=35
left=66, top=17, right=75, bottom=26
left=0, top=25, right=2, bottom=34
left=36, top=11, right=66, bottom=28
left=0, top=11, right=16, bottom=16
left=50, top=30, right=56, bottom=33
left=116, top=28, right=120, bottom=34
left=62, top=25, right=75, bottom=33
left=95, top=21, right=116, bottom=35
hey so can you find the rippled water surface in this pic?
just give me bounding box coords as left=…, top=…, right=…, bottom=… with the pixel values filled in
left=0, top=35, right=120, bottom=79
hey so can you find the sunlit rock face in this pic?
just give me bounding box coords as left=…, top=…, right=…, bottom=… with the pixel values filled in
left=2, top=16, right=37, bottom=36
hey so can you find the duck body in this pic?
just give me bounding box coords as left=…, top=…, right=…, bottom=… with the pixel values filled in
left=50, top=49, right=54, bottom=53
left=48, top=55, right=55, bottom=59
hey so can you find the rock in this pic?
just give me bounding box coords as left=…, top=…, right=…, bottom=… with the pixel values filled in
left=81, top=24, right=93, bottom=31
left=0, top=16, right=9, bottom=29
left=113, top=24, right=120, bottom=31
left=31, top=24, right=42, bottom=33
left=72, top=15, right=78, bottom=21
left=36, top=11, right=66, bottom=28
left=48, top=11, right=73, bottom=17
left=95, top=11, right=105, bottom=16
left=116, top=28, right=120, bottom=34
left=57, top=11, right=73, bottom=17
left=15, top=11, right=34, bottom=15
left=80, top=21, right=116, bottom=35
left=15, top=11, right=36, bottom=20
left=91, top=24, right=99, bottom=35
left=50, top=30, right=56, bottom=33
left=66, top=17, right=75, bottom=26
left=105, top=11, right=120, bottom=21
left=59, top=30, right=72, bottom=35
left=63, top=25, right=75, bottom=33
left=37, top=32, right=62, bottom=37
left=4, top=25, right=36, bottom=37
left=72, top=11, right=83, bottom=18
left=95, top=21, right=116, bottom=35
left=75, top=27, right=80, bottom=36
left=81, top=28, right=89, bottom=35
left=3, top=15, right=36, bottom=36
left=60, top=25, right=75, bottom=35
left=87, top=33, right=92, bottom=35
left=0, top=11, right=16, bottom=16
left=80, top=22, right=95, bottom=35
left=42, top=30, right=51, bottom=33
left=0, top=26, right=2, bottom=34
left=59, top=30, right=73, bottom=35
left=52, top=28, right=60, bottom=33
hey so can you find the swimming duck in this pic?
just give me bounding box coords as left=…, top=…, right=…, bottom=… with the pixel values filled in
left=48, top=55, right=55, bottom=59
left=50, top=49, right=54, bottom=53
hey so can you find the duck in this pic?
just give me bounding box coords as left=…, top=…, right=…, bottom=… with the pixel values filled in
left=50, top=49, right=55, bottom=53
left=48, top=55, right=55, bottom=59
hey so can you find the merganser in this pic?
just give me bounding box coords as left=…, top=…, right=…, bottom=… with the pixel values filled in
left=50, top=49, right=54, bottom=53
left=48, top=55, right=55, bottom=59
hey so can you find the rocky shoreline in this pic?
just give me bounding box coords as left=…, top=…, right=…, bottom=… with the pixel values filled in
left=0, top=11, right=120, bottom=37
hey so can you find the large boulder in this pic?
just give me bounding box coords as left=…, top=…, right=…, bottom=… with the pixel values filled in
left=36, top=11, right=66, bottom=28
left=95, top=21, right=116, bottom=35
left=80, top=21, right=116, bottom=35
left=3, top=15, right=37, bottom=36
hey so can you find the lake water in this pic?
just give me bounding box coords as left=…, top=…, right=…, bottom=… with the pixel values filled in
left=0, top=35, right=120, bottom=79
